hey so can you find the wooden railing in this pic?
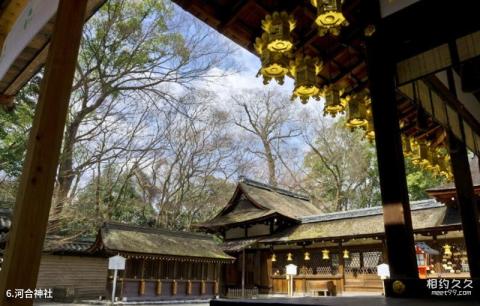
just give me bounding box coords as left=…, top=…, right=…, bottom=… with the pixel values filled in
left=227, top=288, right=259, bottom=298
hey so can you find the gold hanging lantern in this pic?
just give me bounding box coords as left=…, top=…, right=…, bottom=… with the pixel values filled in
left=323, top=85, right=347, bottom=117
left=346, top=92, right=368, bottom=130
left=261, top=11, right=296, bottom=53
left=310, top=0, right=348, bottom=36
left=254, top=35, right=291, bottom=85
left=343, top=249, right=350, bottom=259
left=402, top=136, right=416, bottom=157
left=364, top=104, right=375, bottom=142
left=443, top=244, right=452, bottom=256
left=304, top=251, right=310, bottom=261
left=271, top=253, right=277, bottom=262
left=438, top=155, right=453, bottom=181
left=425, top=148, right=441, bottom=174
left=287, top=252, right=293, bottom=261
left=412, top=140, right=430, bottom=167
left=290, top=54, right=323, bottom=103
left=321, top=249, right=330, bottom=260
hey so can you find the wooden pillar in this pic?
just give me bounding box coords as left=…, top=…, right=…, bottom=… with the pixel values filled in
left=366, top=27, right=418, bottom=279
left=241, top=248, right=246, bottom=297
left=447, top=132, right=480, bottom=277
left=338, top=242, right=345, bottom=293
left=0, top=1, right=88, bottom=304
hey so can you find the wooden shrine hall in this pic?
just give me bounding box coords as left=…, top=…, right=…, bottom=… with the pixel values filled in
left=197, top=178, right=468, bottom=296
left=1, top=0, right=480, bottom=305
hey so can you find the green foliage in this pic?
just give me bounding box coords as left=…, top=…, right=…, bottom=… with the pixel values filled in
left=59, top=164, right=156, bottom=237
left=405, top=157, right=446, bottom=200
left=303, top=119, right=381, bottom=211
left=0, top=76, right=39, bottom=178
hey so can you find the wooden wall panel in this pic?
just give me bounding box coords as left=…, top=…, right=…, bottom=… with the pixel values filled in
left=36, top=255, right=108, bottom=299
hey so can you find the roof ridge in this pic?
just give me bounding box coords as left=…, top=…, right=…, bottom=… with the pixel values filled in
left=103, top=222, right=213, bottom=240
left=239, top=176, right=310, bottom=201
left=300, top=199, right=443, bottom=223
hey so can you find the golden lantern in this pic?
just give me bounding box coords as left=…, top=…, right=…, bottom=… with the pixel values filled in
left=304, top=251, right=310, bottom=261
left=271, top=253, right=277, bottom=262
left=425, top=148, right=441, bottom=173
left=254, top=35, right=291, bottom=85
left=443, top=244, right=452, bottom=256
left=287, top=252, right=293, bottom=261
left=346, top=92, right=368, bottom=130
left=261, top=11, right=296, bottom=53
left=412, top=140, right=430, bottom=167
left=321, top=249, right=330, bottom=260
left=438, top=155, right=453, bottom=181
left=343, top=249, right=350, bottom=259
left=364, top=104, right=375, bottom=142
left=323, top=85, right=347, bottom=117
left=402, top=136, right=416, bottom=157
left=310, top=0, right=348, bottom=36
left=290, top=54, right=323, bottom=103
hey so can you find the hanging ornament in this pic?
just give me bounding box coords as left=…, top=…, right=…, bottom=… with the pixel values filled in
left=290, top=54, right=323, bottom=103
left=346, top=91, right=368, bottom=130
left=287, top=252, right=293, bottom=261
left=364, top=103, right=375, bottom=142
left=425, top=148, right=441, bottom=174
left=304, top=251, right=310, bottom=261
left=323, top=85, right=347, bottom=117
left=271, top=253, right=277, bottom=262
left=402, top=136, right=416, bottom=157
left=412, top=140, right=430, bottom=167
left=254, top=35, right=291, bottom=85
left=343, top=249, right=350, bottom=259
left=310, top=0, right=349, bottom=36
left=321, top=249, right=330, bottom=260
left=261, top=11, right=296, bottom=53
left=443, top=244, right=452, bottom=256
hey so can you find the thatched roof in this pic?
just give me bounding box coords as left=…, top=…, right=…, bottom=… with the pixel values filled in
left=261, top=200, right=459, bottom=243
left=198, top=178, right=322, bottom=230
left=95, top=223, right=234, bottom=263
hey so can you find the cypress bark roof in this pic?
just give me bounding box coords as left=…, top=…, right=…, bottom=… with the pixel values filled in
left=94, top=222, right=234, bottom=262
left=197, top=178, right=322, bottom=230
left=260, top=200, right=459, bottom=243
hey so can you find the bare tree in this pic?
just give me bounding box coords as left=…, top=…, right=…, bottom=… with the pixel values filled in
left=301, top=116, right=380, bottom=212
left=53, top=0, right=233, bottom=217
left=233, top=89, right=300, bottom=186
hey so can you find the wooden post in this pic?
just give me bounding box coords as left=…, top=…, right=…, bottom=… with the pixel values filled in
left=447, top=132, right=480, bottom=277
left=338, top=242, right=345, bottom=293
left=241, top=248, right=246, bottom=297
left=366, top=27, right=418, bottom=279
left=0, top=1, right=88, bottom=305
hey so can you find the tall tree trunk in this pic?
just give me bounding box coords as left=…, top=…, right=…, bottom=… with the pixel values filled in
left=262, top=141, right=277, bottom=186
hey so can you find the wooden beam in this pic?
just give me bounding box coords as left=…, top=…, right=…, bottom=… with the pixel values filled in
left=0, top=0, right=29, bottom=48
left=448, top=132, right=480, bottom=277
left=366, top=24, right=418, bottom=279
left=445, top=68, right=480, bottom=278
left=0, top=0, right=88, bottom=305
left=0, top=94, right=13, bottom=107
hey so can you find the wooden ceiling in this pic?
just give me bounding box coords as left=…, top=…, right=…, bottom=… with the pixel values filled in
left=172, top=0, right=445, bottom=144
left=0, top=0, right=106, bottom=97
